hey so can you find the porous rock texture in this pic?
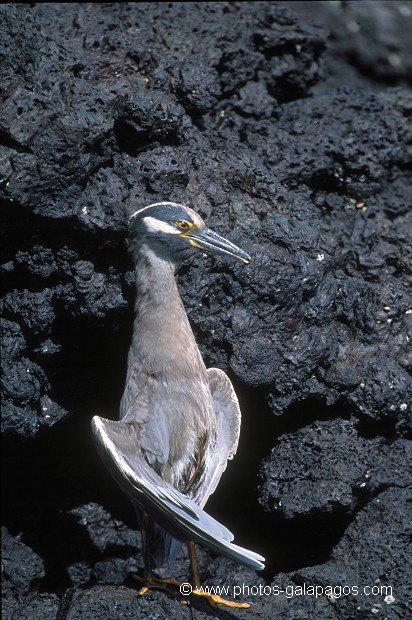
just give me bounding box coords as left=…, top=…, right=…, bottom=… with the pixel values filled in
left=1, top=2, right=411, bottom=619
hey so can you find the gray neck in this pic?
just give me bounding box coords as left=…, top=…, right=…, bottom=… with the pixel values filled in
left=134, top=247, right=180, bottom=309
left=130, top=247, right=206, bottom=379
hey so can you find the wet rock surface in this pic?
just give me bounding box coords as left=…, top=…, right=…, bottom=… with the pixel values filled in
left=1, top=2, right=411, bottom=619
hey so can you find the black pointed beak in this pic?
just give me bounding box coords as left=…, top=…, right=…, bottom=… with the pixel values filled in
left=187, top=227, right=251, bottom=264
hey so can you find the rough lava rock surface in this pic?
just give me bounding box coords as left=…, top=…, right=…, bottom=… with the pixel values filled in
left=1, top=2, right=411, bottom=619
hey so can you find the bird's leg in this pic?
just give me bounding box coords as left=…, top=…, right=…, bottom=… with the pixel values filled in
left=188, top=540, right=201, bottom=588
left=137, top=512, right=154, bottom=594
left=188, top=541, right=250, bottom=609
left=137, top=513, right=182, bottom=596
left=141, top=512, right=153, bottom=581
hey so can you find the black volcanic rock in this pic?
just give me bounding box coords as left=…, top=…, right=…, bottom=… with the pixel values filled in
left=1, top=2, right=411, bottom=619
left=259, top=418, right=412, bottom=518
left=295, top=485, right=412, bottom=620
left=1, top=526, right=45, bottom=597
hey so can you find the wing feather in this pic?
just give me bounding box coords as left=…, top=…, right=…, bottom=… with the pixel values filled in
left=91, top=415, right=264, bottom=570
left=189, top=367, right=242, bottom=507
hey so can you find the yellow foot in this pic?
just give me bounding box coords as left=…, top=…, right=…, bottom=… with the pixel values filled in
left=192, top=587, right=250, bottom=609
left=134, top=575, right=182, bottom=596
left=134, top=575, right=250, bottom=609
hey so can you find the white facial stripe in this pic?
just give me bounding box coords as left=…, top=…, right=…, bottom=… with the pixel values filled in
left=190, top=211, right=204, bottom=228
left=142, top=216, right=181, bottom=235
left=129, top=202, right=185, bottom=220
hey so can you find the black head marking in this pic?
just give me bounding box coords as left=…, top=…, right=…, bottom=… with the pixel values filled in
left=128, top=202, right=203, bottom=264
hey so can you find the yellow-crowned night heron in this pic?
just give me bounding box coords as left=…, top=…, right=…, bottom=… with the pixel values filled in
left=91, top=202, right=264, bottom=604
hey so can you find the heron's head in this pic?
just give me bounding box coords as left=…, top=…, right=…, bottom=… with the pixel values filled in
left=128, top=202, right=250, bottom=265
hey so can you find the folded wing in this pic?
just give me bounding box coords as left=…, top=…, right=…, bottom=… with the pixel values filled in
left=91, top=415, right=265, bottom=570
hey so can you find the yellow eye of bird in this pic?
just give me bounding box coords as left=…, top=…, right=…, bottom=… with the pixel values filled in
left=177, top=220, right=192, bottom=231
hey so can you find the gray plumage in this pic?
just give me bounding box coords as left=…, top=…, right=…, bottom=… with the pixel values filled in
left=92, top=202, right=264, bottom=572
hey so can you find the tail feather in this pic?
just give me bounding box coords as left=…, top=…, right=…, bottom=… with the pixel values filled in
left=147, top=521, right=182, bottom=568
